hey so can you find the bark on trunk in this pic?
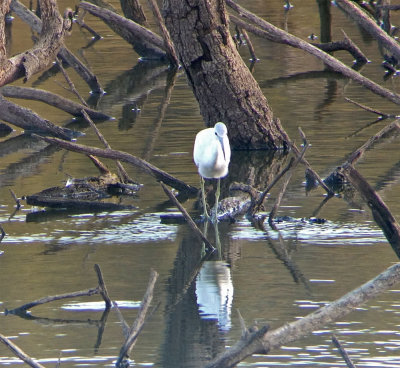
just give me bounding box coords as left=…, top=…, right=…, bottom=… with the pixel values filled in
left=0, top=0, right=11, bottom=62
left=163, top=0, right=289, bottom=150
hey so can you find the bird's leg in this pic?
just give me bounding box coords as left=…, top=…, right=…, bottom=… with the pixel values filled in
left=200, top=176, right=210, bottom=221
left=212, top=178, right=221, bottom=223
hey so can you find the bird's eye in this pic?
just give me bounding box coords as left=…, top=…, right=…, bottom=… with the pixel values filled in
left=215, top=132, right=217, bottom=136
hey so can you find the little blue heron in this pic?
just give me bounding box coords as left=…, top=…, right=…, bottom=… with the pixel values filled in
left=193, top=122, right=231, bottom=221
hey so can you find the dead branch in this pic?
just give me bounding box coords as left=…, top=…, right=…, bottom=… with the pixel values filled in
left=7, top=263, right=111, bottom=313
left=335, top=0, right=400, bottom=61
left=0, top=224, right=5, bottom=243
left=332, top=334, right=358, bottom=368
left=160, top=181, right=215, bottom=251
left=250, top=157, right=295, bottom=215
left=311, top=30, right=368, bottom=64
left=0, top=0, right=72, bottom=87
left=79, top=1, right=167, bottom=60
left=0, top=334, right=46, bottom=368
left=346, top=119, right=400, bottom=165
left=146, top=0, right=179, bottom=67
left=0, top=86, right=111, bottom=120
left=241, top=28, right=257, bottom=61
left=116, top=269, right=159, bottom=367
left=340, top=164, right=400, bottom=257
left=276, top=121, right=333, bottom=195
left=268, top=138, right=308, bottom=225
left=33, top=134, right=198, bottom=194
left=227, top=2, right=400, bottom=105
left=113, top=301, right=130, bottom=338
left=119, top=0, right=148, bottom=26
left=206, top=262, right=400, bottom=368
left=55, top=57, right=88, bottom=106
left=81, top=109, right=135, bottom=184
left=0, top=94, right=78, bottom=139
left=94, top=264, right=112, bottom=309
left=9, top=189, right=21, bottom=209
left=10, top=0, right=103, bottom=93
left=344, top=97, right=393, bottom=118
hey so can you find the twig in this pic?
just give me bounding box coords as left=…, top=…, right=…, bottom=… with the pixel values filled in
left=0, top=334, right=46, bottom=368
left=94, top=264, right=112, bottom=309
left=116, top=269, right=159, bottom=367
left=344, top=97, right=392, bottom=118
left=160, top=182, right=215, bottom=251
left=332, top=334, right=358, bottom=368
left=340, top=164, right=400, bottom=257
left=9, top=189, right=21, bottom=209
left=113, top=301, right=130, bottom=338
left=81, top=109, right=135, bottom=184
left=147, top=0, right=179, bottom=67
left=7, top=264, right=111, bottom=313
left=0, top=224, right=5, bottom=243
left=268, top=134, right=308, bottom=225
left=241, top=28, right=258, bottom=61
left=55, top=57, right=88, bottom=106
left=250, top=157, right=295, bottom=215
left=346, top=119, right=400, bottom=165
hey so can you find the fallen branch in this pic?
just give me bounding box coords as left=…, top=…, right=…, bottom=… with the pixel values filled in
left=206, top=262, right=400, bottom=367
left=227, top=1, right=400, bottom=105
left=335, top=0, right=400, bottom=61
left=311, top=30, right=368, bottom=64
left=10, top=0, right=103, bottom=93
left=340, top=164, right=400, bottom=257
left=0, top=86, right=111, bottom=120
left=0, top=94, right=78, bottom=140
left=6, top=264, right=112, bottom=314
left=33, top=134, right=198, bottom=194
left=79, top=1, right=167, bottom=60
left=0, top=334, right=46, bottom=368
left=116, top=269, right=159, bottom=367
left=1, top=0, right=72, bottom=87
left=346, top=119, right=400, bottom=165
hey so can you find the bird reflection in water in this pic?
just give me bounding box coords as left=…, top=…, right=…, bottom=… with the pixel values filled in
left=195, top=260, right=234, bottom=332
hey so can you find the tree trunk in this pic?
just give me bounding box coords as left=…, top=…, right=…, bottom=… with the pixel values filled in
left=0, top=0, right=11, bottom=62
left=163, top=0, right=289, bottom=150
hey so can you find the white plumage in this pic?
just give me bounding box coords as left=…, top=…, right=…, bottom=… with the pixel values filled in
left=193, top=122, right=231, bottom=221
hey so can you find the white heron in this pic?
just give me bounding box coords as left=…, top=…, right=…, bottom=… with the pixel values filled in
left=193, top=122, right=231, bottom=221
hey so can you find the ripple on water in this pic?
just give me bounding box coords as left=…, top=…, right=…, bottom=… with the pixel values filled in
left=231, top=218, right=385, bottom=246
left=1, top=212, right=178, bottom=245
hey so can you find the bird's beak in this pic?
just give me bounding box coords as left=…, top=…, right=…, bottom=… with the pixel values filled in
left=218, top=136, right=226, bottom=161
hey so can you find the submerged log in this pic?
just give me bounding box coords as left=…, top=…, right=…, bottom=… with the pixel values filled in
left=25, top=171, right=139, bottom=211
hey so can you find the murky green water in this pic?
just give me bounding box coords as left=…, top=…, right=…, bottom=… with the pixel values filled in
left=1, top=0, right=400, bottom=367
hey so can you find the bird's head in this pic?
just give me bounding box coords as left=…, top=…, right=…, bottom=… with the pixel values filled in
left=214, top=122, right=228, bottom=161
